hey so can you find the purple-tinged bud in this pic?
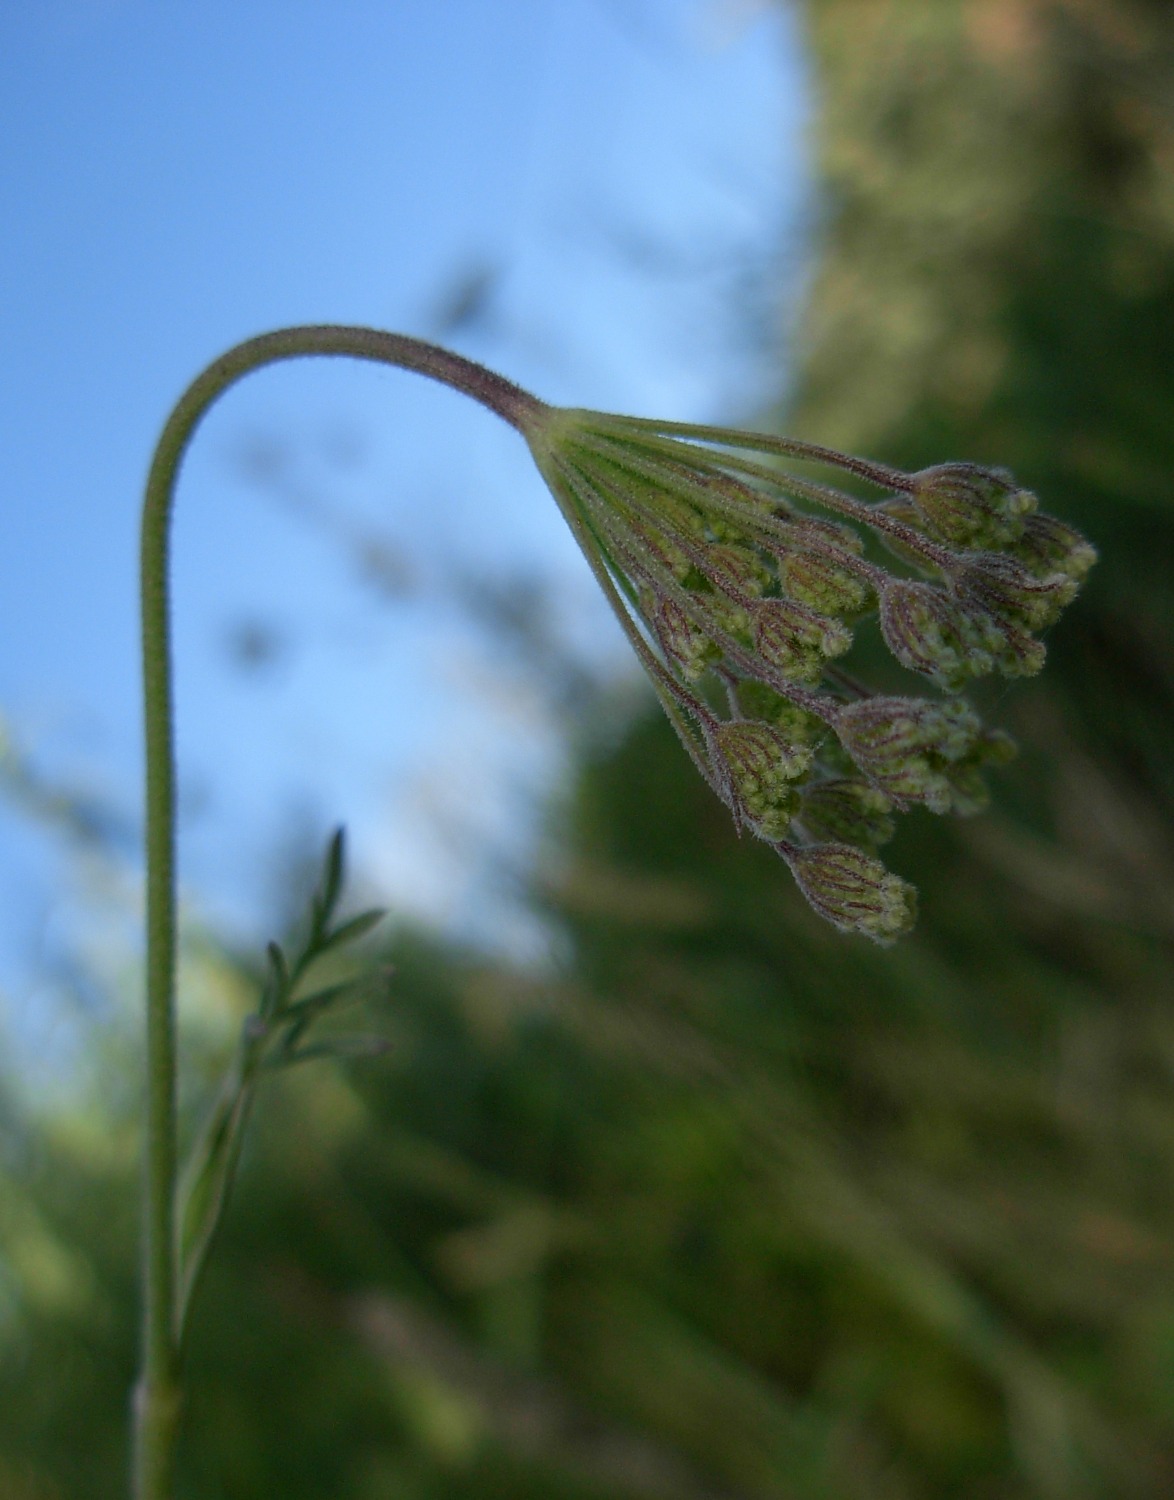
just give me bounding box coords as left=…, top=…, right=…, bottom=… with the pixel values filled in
left=704, top=542, right=774, bottom=600
left=837, top=695, right=979, bottom=763
left=879, top=580, right=1001, bottom=692
left=781, top=842, right=917, bottom=943
left=834, top=696, right=980, bottom=810
left=907, top=463, right=1037, bottom=548
left=647, top=592, right=720, bottom=681
left=708, top=720, right=812, bottom=839
left=792, top=517, right=866, bottom=555
left=625, top=515, right=692, bottom=582
left=1008, top=512, right=1098, bottom=583
left=983, top=619, right=1047, bottom=678
left=797, top=779, right=895, bottom=849
left=753, top=599, right=852, bottom=683
left=951, top=553, right=1076, bottom=632
left=705, top=593, right=753, bottom=641
left=776, top=544, right=871, bottom=616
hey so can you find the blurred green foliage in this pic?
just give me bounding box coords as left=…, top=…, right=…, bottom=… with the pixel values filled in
left=4, top=1, right=1174, bottom=1495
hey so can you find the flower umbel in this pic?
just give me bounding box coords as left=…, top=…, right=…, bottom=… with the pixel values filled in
left=521, top=404, right=1095, bottom=942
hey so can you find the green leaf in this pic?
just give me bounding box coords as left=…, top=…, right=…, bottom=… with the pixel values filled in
left=318, top=906, right=386, bottom=954
left=281, top=967, right=392, bottom=1025
left=314, top=827, right=347, bottom=936
left=271, top=1033, right=393, bottom=1069
left=259, top=941, right=289, bottom=1019
left=175, top=1048, right=261, bottom=1339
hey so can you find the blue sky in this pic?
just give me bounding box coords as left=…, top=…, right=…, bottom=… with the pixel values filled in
left=0, top=0, right=809, bottom=1019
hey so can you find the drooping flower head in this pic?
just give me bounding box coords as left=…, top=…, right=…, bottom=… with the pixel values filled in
left=517, top=404, right=1094, bottom=942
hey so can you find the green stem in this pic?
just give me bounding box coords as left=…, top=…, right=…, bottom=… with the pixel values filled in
left=586, top=409, right=911, bottom=490
left=134, top=327, right=545, bottom=1500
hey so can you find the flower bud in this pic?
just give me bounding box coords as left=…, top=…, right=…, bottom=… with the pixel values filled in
left=781, top=842, right=917, bottom=943
left=796, top=517, right=866, bottom=556
left=951, top=552, right=1076, bottom=632
left=941, top=728, right=1018, bottom=815
left=648, top=487, right=707, bottom=539
left=735, top=681, right=827, bottom=746
left=704, top=542, right=774, bottom=600
left=834, top=696, right=980, bottom=809
left=907, top=463, right=1037, bottom=548
left=879, top=580, right=1001, bottom=692
left=647, top=591, right=720, bottom=681
left=753, top=600, right=852, bottom=683
left=776, top=544, right=871, bottom=615
left=708, top=720, right=812, bottom=839
left=797, top=779, right=895, bottom=849
left=625, top=514, right=692, bottom=582
left=981, top=618, right=1047, bottom=678
left=705, top=594, right=753, bottom=641
left=1008, top=512, right=1098, bottom=582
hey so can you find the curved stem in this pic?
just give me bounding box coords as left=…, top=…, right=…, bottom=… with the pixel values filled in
left=134, top=327, right=544, bottom=1500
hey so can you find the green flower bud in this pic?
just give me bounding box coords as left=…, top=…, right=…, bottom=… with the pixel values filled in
left=753, top=599, right=852, bottom=683
left=907, top=463, right=1037, bottom=548
left=982, top=618, right=1047, bottom=678
left=834, top=696, right=980, bottom=810
left=937, top=728, right=1018, bottom=816
left=879, top=579, right=1001, bottom=692
left=797, top=779, right=896, bottom=849
left=781, top=842, right=917, bottom=943
left=797, top=517, right=866, bottom=556
left=648, top=487, right=708, bottom=539
left=776, top=544, right=871, bottom=615
left=704, top=542, right=775, bottom=600
left=706, top=595, right=753, bottom=641
left=625, top=513, right=692, bottom=582
left=952, top=553, right=1076, bottom=632
left=735, top=681, right=827, bottom=745
left=647, top=592, right=720, bottom=681
left=708, top=720, right=812, bottom=840
left=1008, top=512, right=1098, bottom=582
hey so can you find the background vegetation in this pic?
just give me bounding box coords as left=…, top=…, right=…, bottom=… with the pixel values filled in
left=4, top=1, right=1174, bottom=1494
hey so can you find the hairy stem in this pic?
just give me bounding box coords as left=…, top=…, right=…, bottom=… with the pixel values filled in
left=134, top=327, right=543, bottom=1500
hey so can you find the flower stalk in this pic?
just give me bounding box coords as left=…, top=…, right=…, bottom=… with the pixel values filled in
left=135, top=328, right=542, bottom=1500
